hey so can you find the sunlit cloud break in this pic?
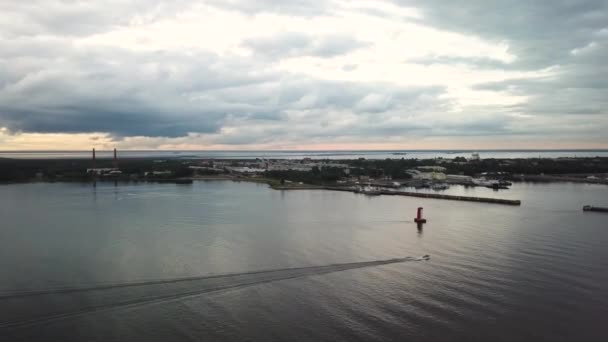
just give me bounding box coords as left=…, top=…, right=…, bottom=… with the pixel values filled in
left=1, top=0, right=607, bottom=150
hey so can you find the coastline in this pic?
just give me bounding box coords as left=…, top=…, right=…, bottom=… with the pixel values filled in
left=517, top=174, right=608, bottom=185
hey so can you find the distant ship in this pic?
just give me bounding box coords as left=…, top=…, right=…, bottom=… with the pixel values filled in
left=357, top=186, right=382, bottom=196
left=472, top=178, right=498, bottom=187
left=472, top=177, right=511, bottom=190
left=583, top=205, right=608, bottom=212
left=431, top=183, right=449, bottom=190
left=415, top=181, right=431, bottom=189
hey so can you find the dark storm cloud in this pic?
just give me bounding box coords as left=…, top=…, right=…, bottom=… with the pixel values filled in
left=393, top=0, right=608, bottom=68
left=0, top=37, right=443, bottom=137
left=391, top=0, right=608, bottom=85
left=474, top=39, right=608, bottom=119
left=0, top=43, right=272, bottom=137
left=213, top=108, right=516, bottom=146
left=393, top=0, right=608, bottom=138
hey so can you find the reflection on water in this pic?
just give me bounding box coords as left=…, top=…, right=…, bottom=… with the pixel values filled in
left=417, top=222, right=425, bottom=236
left=0, top=181, right=607, bottom=341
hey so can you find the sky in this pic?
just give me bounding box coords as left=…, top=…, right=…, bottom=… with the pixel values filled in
left=0, top=0, right=607, bottom=150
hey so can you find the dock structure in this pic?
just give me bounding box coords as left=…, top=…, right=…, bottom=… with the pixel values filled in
left=272, top=185, right=521, bottom=206
left=379, top=190, right=521, bottom=205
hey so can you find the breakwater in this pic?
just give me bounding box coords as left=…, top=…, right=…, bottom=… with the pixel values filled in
left=273, top=186, right=521, bottom=206
left=377, top=190, right=520, bottom=205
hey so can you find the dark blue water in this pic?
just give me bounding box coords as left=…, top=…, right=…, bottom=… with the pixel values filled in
left=0, top=181, right=607, bottom=341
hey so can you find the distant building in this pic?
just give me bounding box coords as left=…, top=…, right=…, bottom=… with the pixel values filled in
left=427, top=172, right=446, bottom=181
left=406, top=169, right=421, bottom=177
left=87, top=168, right=116, bottom=175
left=447, top=174, right=474, bottom=184
left=417, top=166, right=447, bottom=173
left=227, top=167, right=266, bottom=173
left=407, top=169, right=446, bottom=181
left=189, top=166, right=223, bottom=172
left=471, top=153, right=481, bottom=161
left=214, top=161, right=229, bottom=168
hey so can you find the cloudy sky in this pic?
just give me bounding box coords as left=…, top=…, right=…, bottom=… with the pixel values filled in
left=1, top=0, right=607, bottom=150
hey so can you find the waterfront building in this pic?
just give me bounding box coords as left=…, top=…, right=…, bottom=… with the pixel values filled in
left=447, top=174, right=474, bottom=184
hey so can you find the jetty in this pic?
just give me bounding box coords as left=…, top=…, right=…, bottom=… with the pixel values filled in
left=377, top=190, right=520, bottom=205
left=272, top=186, right=521, bottom=206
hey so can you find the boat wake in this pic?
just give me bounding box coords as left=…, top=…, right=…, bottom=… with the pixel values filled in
left=0, top=256, right=429, bottom=330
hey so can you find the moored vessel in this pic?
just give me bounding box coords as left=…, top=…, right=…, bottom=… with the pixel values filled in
left=583, top=205, right=608, bottom=212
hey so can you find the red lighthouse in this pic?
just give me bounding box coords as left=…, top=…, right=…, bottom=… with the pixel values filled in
left=414, top=207, right=427, bottom=223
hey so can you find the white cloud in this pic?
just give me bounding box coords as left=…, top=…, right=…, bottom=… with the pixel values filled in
left=0, top=0, right=606, bottom=149
left=571, top=41, right=598, bottom=55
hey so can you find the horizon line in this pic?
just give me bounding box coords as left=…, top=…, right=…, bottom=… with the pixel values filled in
left=2, top=149, right=608, bottom=153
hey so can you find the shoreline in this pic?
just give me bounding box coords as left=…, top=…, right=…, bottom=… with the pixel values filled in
left=4, top=176, right=606, bottom=186
left=517, top=174, right=608, bottom=185
left=0, top=177, right=521, bottom=206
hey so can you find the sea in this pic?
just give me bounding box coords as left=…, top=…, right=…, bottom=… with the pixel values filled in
left=0, top=180, right=607, bottom=341
left=1, top=149, right=608, bottom=160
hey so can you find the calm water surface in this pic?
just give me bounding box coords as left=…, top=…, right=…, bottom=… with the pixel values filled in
left=0, top=181, right=607, bottom=341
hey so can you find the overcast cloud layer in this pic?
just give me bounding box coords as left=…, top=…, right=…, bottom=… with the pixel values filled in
left=0, top=0, right=607, bottom=150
